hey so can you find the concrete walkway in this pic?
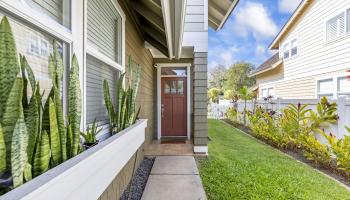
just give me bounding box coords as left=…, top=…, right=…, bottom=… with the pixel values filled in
left=141, top=156, right=207, bottom=200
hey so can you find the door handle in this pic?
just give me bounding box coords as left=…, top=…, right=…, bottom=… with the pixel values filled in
left=161, top=104, right=164, bottom=118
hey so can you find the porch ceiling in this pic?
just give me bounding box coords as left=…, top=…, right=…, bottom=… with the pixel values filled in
left=209, top=0, right=239, bottom=30
left=127, top=0, right=186, bottom=59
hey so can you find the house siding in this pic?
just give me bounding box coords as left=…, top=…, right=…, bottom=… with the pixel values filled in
left=185, top=0, right=206, bottom=32
left=193, top=52, right=208, bottom=146
left=258, top=0, right=350, bottom=99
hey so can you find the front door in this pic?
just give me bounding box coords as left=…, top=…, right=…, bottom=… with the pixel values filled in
left=161, top=77, right=187, bottom=137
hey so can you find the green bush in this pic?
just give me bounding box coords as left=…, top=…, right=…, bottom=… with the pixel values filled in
left=230, top=96, right=350, bottom=175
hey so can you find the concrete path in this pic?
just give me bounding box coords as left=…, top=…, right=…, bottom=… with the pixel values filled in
left=141, top=156, right=207, bottom=200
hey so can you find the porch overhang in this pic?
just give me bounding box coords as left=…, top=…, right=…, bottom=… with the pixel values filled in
left=127, top=0, right=186, bottom=59
left=208, top=0, right=239, bottom=30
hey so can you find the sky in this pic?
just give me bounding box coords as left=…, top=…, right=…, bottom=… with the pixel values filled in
left=208, top=0, right=303, bottom=71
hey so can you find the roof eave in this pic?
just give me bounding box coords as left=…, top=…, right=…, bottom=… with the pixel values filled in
left=268, top=0, right=311, bottom=50
left=216, top=0, right=239, bottom=30
left=248, top=60, right=283, bottom=77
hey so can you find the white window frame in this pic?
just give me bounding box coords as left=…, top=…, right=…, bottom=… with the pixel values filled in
left=316, top=75, right=350, bottom=99
left=282, top=37, right=298, bottom=60
left=324, top=8, right=350, bottom=43
left=337, top=76, right=350, bottom=98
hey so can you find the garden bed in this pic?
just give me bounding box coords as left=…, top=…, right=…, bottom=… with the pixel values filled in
left=0, top=120, right=147, bottom=200
left=222, top=119, right=350, bottom=187
left=120, top=157, right=155, bottom=200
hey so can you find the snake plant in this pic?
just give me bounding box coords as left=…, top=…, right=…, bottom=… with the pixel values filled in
left=104, top=56, right=141, bottom=134
left=81, top=119, right=102, bottom=145
left=0, top=16, right=83, bottom=191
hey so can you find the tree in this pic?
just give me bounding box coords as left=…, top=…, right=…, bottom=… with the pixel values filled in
left=209, top=65, right=227, bottom=89
left=239, top=86, right=252, bottom=125
left=224, top=89, right=239, bottom=102
left=224, top=62, right=255, bottom=92
left=208, top=88, right=220, bottom=103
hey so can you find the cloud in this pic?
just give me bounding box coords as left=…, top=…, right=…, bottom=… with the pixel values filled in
left=234, top=1, right=278, bottom=40
left=278, top=0, right=302, bottom=14
left=208, top=45, right=239, bottom=70
left=255, top=44, right=266, bottom=57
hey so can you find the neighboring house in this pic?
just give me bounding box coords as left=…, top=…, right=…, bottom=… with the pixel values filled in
left=0, top=0, right=238, bottom=199
left=250, top=0, right=350, bottom=100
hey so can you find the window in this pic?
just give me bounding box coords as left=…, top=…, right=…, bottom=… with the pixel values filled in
left=24, top=0, right=71, bottom=28
left=283, top=43, right=289, bottom=59
left=87, top=0, right=122, bottom=64
left=86, top=56, right=118, bottom=125
left=261, top=89, right=268, bottom=98
left=326, top=13, right=345, bottom=41
left=86, top=0, right=124, bottom=125
left=268, top=88, right=275, bottom=98
left=291, top=39, right=298, bottom=56
left=337, top=76, right=350, bottom=98
left=317, top=79, right=334, bottom=99
left=0, top=12, right=68, bottom=102
left=161, top=67, right=187, bottom=76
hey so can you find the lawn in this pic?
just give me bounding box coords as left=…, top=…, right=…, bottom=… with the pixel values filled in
left=198, top=119, right=350, bottom=200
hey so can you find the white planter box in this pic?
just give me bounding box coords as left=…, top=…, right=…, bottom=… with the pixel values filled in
left=0, top=119, right=147, bottom=200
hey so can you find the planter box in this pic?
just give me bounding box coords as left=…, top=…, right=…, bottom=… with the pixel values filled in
left=0, top=119, right=147, bottom=200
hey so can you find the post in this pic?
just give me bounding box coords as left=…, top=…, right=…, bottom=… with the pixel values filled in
left=337, top=96, right=347, bottom=138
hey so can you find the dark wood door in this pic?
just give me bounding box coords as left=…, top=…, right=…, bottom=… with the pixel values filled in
left=161, top=77, right=187, bottom=137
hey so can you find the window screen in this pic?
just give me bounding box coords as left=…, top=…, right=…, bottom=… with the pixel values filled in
left=283, top=43, right=289, bottom=59
left=87, top=0, right=122, bottom=64
left=291, top=39, right=297, bottom=56
left=268, top=88, right=275, bottom=97
left=261, top=89, right=268, bottom=98
left=338, top=77, right=350, bottom=98
left=347, top=9, right=350, bottom=32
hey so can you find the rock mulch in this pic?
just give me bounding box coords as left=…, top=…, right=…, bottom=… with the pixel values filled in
left=120, top=157, right=155, bottom=200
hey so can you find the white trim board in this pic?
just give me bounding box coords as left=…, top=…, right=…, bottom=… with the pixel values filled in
left=155, top=63, right=192, bottom=140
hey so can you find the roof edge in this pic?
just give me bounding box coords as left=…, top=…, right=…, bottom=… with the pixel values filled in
left=269, top=0, right=311, bottom=50
left=248, top=60, right=283, bottom=77
left=216, top=0, right=240, bottom=31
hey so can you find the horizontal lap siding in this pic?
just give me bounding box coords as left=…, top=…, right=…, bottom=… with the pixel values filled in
left=185, top=0, right=205, bottom=32
left=280, top=0, right=350, bottom=81
left=193, top=52, right=208, bottom=146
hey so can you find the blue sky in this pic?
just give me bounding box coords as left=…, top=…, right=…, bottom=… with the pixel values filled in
left=208, top=0, right=302, bottom=71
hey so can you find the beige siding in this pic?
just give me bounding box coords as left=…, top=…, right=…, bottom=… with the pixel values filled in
left=256, top=65, right=284, bottom=84
left=279, top=0, right=350, bottom=80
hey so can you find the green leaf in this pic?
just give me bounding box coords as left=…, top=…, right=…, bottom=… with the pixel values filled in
left=2, top=78, right=23, bottom=170
left=53, top=42, right=64, bottom=86
left=0, top=124, right=6, bottom=173
left=21, top=56, right=36, bottom=93
left=49, top=98, right=61, bottom=166
left=33, top=130, right=50, bottom=177
left=53, top=85, right=66, bottom=162
left=0, top=16, right=20, bottom=121
left=23, top=162, right=32, bottom=182
left=11, top=110, right=28, bottom=188
left=68, top=55, right=81, bottom=157
left=20, top=55, right=28, bottom=109
left=24, top=84, right=40, bottom=165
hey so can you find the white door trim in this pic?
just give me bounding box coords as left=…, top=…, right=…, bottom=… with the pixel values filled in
left=155, top=63, right=192, bottom=140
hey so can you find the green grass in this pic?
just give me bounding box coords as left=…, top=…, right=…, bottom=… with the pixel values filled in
left=198, top=119, right=350, bottom=200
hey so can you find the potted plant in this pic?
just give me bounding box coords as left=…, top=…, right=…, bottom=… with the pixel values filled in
left=80, top=119, right=102, bottom=149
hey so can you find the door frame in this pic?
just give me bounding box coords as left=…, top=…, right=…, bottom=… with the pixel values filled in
left=155, top=63, right=191, bottom=140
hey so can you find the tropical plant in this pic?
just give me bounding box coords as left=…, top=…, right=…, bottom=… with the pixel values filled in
left=225, top=108, right=238, bottom=122
left=80, top=119, right=102, bottom=145
left=208, top=88, right=220, bottom=103
left=104, top=56, right=141, bottom=134
left=223, top=89, right=239, bottom=102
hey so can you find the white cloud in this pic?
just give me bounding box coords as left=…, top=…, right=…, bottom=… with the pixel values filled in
left=278, top=0, right=302, bottom=14
left=255, top=44, right=266, bottom=57
left=234, top=1, right=278, bottom=40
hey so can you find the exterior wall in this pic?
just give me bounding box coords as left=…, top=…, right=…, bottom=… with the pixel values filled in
left=279, top=0, right=350, bottom=80
left=185, top=0, right=206, bottom=32
left=98, top=149, right=144, bottom=200
left=193, top=52, right=208, bottom=147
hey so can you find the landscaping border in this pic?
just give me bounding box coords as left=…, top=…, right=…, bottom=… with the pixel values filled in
left=221, top=119, right=350, bottom=191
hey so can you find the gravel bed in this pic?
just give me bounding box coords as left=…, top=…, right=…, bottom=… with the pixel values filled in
left=120, top=157, right=155, bottom=200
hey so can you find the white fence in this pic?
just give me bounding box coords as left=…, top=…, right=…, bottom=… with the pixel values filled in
left=209, top=97, right=350, bottom=139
